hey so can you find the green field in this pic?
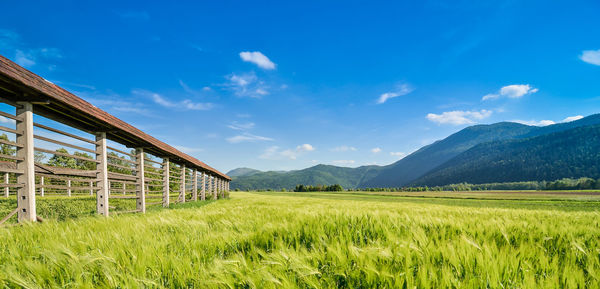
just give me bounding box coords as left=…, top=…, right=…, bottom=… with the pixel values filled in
left=1, top=191, right=600, bottom=288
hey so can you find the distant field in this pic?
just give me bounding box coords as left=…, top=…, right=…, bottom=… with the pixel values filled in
left=1, top=191, right=599, bottom=288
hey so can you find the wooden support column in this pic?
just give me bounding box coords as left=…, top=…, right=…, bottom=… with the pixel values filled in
left=67, top=180, right=72, bottom=197
left=4, top=173, right=9, bottom=197
left=162, top=158, right=169, bottom=207
left=212, top=176, right=217, bottom=200
left=40, top=176, right=44, bottom=197
left=95, top=132, right=109, bottom=216
left=192, top=169, right=198, bottom=201
left=136, top=148, right=146, bottom=213
left=89, top=181, right=93, bottom=195
left=180, top=164, right=186, bottom=203
left=201, top=171, right=206, bottom=201
left=122, top=181, right=126, bottom=195
left=16, top=102, right=36, bottom=222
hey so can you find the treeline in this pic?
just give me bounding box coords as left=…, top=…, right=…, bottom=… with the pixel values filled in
left=294, top=184, right=343, bottom=192
left=358, top=177, right=600, bottom=192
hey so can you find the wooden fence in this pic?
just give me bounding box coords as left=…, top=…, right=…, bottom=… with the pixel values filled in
left=0, top=55, right=230, bottom=223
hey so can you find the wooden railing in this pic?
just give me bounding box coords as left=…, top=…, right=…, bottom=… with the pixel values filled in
left=0, top=54, right=230, bottom=223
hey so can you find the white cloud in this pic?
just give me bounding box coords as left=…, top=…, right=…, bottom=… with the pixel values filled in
left=482, top=84, right=538, bottom=101
left=427, top=109, right=492, bottom=125
left=239, top=51, right=276, bottom=70
left=15, top=50, right=35, bottom=67
left=580, top=49, right=600, bottom=66
left=331, top=160, right=355, bottom=165
left=0, top=115, right=15, bottom=124
left=227, top=121, right=255, bottom=130
left=377, top=84, right=414, bottom=104
left=226, top=133, right=274, bottom=143
left=514, top=115, right=584, bottom=127
left=259, top=144, right=315, bottom=160
left=371, top=147, right=382, bottom=153
left=134, top=90, right=213, bottom=111
left=390, top=152, right=406, bottom=158
left=225, top=72, right=269, bottom=98
left=563, top=115, right=583, bottom=122
left=331, top=146, right=357, bottom=152
left=173, top=145, right=204, bottom=153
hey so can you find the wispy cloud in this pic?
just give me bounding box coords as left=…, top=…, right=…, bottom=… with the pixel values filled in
left=580, top=49, right=600, bottom=66
left=259, top=144, right=315, bottom=160
left=482, top=84, right=538, bottom=101
left=173, top=145, right=204, bottom=153
left=226, top=133, right=274, bottom=143
left=225, top=72, right=269, bottom=98
left=390, top=152, right=406, bottom=158
left=563, top=115, right=583, bottom=122
left=239, top=51, right=276, bottom=70
left=227, top=121, right=255, bottom=130
left=514, top=115, right=584, bottom=127
left=371, top=147, right=382, bottom=153
left=331, top=145, right=357, bottom=152
left=134, top=90, right=214, bottom=111
left=427, top=109, right=492, bottom=125
left=0, top=29, right=62, bottom=69
left=331, top=160, right=355, bottom=166
left=377, top=83, right=414, bottom=104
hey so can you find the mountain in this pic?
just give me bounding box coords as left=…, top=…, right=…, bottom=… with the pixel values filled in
left=413, top=124, right=600, bottom=186
left=227, top=167, right=262, bottom=177
left=230, top=164, right=383, bottom=191
left=231, top=114, right=600, bottom=190
left=359, top=122, right=536, bottom=188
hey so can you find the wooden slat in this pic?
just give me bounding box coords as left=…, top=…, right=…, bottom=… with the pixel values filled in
left=35, top=173, right=97, bottom=182
left=0, top=153, right=23, bottom=161
left=0, top=183, right=23, bottom=188
left=0, top=125, right=21, bottom=135
left=107, top=162, right=135, bottom=172
left=0, top=110, right=21, bottom=122
left=0, top=167, right=23, bottom=174
left=144, top=158, right=162, bottom=165
left=145, top=195, right=163, bottom=198
left=109, top=195, right=137, bottom=199
left=107, top=154, right=136, bottom=165
left=0, top=207, right=19, bottom=225
left=33, top=122, right=95, bottom=144
left=0, top=138, right=22, bottom=148
left=107, top=146, right=134, bottom=157
left=39, top=184, right=97, bottom=190
left=35, top=147, right=100, bottom=163
left=107, top=171, right=136, bottom=179
left=34, top=134, right=95, bottom=154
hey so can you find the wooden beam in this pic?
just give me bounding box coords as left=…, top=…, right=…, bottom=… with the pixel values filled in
left=136, top=148, right=146, bottom=213
left=180, top=164, right=186, bottom=203
left=163, top=158, right=169, bottom=207
left=96, top=132, right=109, bottom=216
left=201, top=171, right=206, bottom=201
left=16, top=102, right=36, bottom=222
left=192, top=169, right=198, bottom=201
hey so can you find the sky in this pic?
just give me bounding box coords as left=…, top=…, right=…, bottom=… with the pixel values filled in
left=1, top=0, right=599, bottom=173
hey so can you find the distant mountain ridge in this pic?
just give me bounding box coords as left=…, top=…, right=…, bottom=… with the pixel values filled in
left=227, top=167, right=263, bottom=177
left=230, top=113, right=600, bottom=190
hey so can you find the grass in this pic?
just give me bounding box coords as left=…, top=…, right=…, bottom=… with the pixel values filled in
left=0, top=191, right=599, bottom=288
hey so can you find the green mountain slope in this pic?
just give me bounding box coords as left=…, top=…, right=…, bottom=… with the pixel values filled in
left=226, top=167, right=263, bottom=177
left=359, top=122, right=536, bottom=187
left=413, top=124, right=600, bottom=186
left=230, top=164, right=383, bottom=191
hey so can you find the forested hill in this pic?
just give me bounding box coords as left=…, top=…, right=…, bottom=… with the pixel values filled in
left=413, top=124, right=600, bottom=186
left=230, top=164, right=382, bottom=191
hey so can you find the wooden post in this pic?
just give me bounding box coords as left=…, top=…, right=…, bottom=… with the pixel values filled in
left=67, top=179, right=72, bottom=197
left=136, top=148, right=146, bottom=213
left=95, top=132, right=109, bottom=216
left=192, top=169, right=198, bottom=201
left=201, top=171, right=206, bottom=201
left=4, top=173, right=9, bottom=197
left=40, top=176, right=44, bottom=197
left=16, top=102, right=36, bottom=222
left=122, top=181, right=126, bottom=195
left=212, top=176, right=217, bottom=200
left=180, top=164, right=186, bottom=203
left=163, top=157, right=169, bottom=207
left=89, top=181, right=93, bottom=195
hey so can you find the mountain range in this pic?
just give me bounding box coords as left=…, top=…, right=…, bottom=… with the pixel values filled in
left=229, top=114, right=600, bottom=190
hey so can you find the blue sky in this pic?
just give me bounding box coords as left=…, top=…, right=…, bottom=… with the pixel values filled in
left=1, top=0, right=599, bottom=172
